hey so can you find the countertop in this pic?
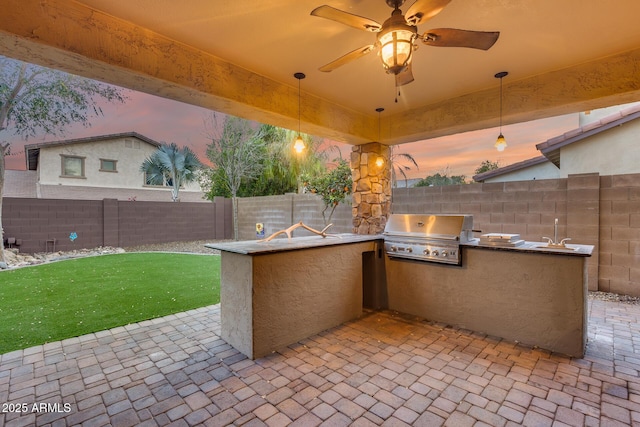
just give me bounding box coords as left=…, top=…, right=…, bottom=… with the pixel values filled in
left=205, top=233, right=381, bottom=255
left=205, top=234, right=594, bottom=257
left=463, top=239, right=594, bottom=257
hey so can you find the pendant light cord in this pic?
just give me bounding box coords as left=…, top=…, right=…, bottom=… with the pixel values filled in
left=294, top=72, right=306, bottom=137
left=495, top=71, right=508, bottom=134
left=499, top=76, right=503, bottom=133
left=376, top=107, right=384, bottom=141
left=298, top=77, right=301, bottom=135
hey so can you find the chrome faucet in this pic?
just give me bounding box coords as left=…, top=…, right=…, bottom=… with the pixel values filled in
left=542, top=218, right=571, bottom=248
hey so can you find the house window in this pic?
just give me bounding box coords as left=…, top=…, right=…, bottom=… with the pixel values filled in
left=100, top=159, right=118, bottom=172
left=145, top=171, right=172, bottom=187
left=61, top=155, right=85, bottom=178
left=125, top=138, right=140, bottom=149
left=144, top=172, right=179, bottom=188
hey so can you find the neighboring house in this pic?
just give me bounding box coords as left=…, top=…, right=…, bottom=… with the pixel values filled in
left=474, top=103, right=640, bottom=183
left=4, top=132, right=207, bottom=202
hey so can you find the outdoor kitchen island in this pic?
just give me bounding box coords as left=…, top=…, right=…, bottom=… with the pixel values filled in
left=206, top=234, right=383, bottom=359
left=208, top=230, right=593, bottom=360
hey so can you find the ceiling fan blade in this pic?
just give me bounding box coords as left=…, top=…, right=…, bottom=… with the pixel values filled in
left=405, top=0, right=452, bottom=25
left=421, top=28, right=500, bottom=50
left=395, top=63, right=415, bottom=86
left=319, top=45, right=376, bottom=72
left=311, top=5, right=382, bottom=32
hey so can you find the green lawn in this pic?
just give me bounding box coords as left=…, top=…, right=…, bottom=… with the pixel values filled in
left=0, top=253, right=220, bottom=355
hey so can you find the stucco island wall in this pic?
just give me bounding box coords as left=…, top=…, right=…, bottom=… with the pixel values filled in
left=213, top=235, right=381, bottom=359
left=385, top=246, right=589, bottom=357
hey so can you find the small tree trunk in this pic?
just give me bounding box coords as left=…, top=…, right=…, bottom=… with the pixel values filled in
left=232, top=196, right=239, bottom=241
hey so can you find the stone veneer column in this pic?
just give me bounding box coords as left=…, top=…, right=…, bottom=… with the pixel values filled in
left=351, top=142, right=391, bottom=234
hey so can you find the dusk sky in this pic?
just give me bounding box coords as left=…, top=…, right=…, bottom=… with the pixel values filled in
left=4, top=88, right=579, bottom=180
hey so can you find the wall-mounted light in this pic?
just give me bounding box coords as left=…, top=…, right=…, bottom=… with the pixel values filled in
left=375, top=157, right=385, bottom=167
left=494, top=71, right=508, bottom=152
left=293, top=72, right=306, bottom=154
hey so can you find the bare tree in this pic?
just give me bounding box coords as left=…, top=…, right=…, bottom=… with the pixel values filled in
left=205, top=113, right=265, bottom=240
left=0, top=56, right=126, bottom=264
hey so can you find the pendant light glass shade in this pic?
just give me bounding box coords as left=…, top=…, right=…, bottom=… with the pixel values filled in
left=293, top=135, right=305, bottom=153
left=377, top=12, right=416, bottom=75
left=495, top=133, right=507, bottom=152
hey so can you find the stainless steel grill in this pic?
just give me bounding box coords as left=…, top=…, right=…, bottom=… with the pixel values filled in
left=383, top=214, right=474, bottom=265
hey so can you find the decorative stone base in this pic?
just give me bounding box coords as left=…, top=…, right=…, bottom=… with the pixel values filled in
left=351, top=142, right=391, bottom=234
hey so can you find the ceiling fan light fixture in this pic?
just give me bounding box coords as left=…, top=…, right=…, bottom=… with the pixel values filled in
left=377, top=12, right=417, bottom=75
left=311, top=1, right=500, bottom=85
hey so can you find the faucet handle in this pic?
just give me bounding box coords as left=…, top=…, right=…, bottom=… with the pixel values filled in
left=542, top=237, right=553, bottom=244
left=559, top=238, right=571, bottom=246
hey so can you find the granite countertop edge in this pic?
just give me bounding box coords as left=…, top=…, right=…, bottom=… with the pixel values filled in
left=205, top=233, right=382, bottom=255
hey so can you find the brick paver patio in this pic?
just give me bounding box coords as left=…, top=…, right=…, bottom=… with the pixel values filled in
left=1, top=297, right=639, bottom=426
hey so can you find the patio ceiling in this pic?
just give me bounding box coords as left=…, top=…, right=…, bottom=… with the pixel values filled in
left=1, top=0, right=640, bottom=146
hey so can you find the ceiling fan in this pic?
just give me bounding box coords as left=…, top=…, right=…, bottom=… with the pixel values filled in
left=311, top=0, right=500, bottom=86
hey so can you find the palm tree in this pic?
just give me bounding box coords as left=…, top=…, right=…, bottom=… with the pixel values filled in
left=140, top=142, right=202, bottom=202
left=390, top=146, right=419, bottom=188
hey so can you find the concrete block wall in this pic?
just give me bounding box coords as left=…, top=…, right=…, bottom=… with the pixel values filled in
left=393, top=178, right=570, bottom=243
left=238, top=173, right=638, bottom=295
left=567, top=174, right=600, bottom=293
left=6, top=173, right=639, bottom=295
left=3, top=198, right=106, bottom=253
left=393, top=172, right=640, bottom=296
left=2, top=197, right=232, bottom=253
left=116, top=200, right=227, bottom=247
left=599, top=173, right=640, bottom=295
left=237, top=193, right=352, bottom=241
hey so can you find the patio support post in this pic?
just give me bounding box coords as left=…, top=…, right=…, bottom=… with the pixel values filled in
left=351, top=142, right=391, bottom=234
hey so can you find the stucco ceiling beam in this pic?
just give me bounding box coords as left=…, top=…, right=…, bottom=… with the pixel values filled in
left=384, top=48, right=640, bottom=145
left=0, top=0, right=377, bottom=144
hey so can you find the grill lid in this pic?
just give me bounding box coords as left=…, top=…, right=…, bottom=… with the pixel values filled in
left=384, top=214, right=474, bottom=242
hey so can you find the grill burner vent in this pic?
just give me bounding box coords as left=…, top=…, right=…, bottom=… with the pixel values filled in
left=383, top=214, right=474, bottom=265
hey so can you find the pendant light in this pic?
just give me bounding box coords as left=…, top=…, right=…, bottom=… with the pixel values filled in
left=375, top=107, right=385, bottom=167
left=494, top=71, right=508, bottom=152
left=293, top=72, right=306, bottom=153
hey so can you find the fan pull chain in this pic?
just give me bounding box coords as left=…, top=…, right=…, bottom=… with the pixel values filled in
left=394, top=81, right=400, bottom=103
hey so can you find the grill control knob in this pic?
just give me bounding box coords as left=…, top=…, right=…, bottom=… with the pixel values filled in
left=407, top=247, right=413, bottom=253
left=423, top=249, right=430, bottom=255
left=390, top=246, right=397, bottom=252
left=432, top=250, right=439, bottom=256
left=441, top=250, right=448, bottom=257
